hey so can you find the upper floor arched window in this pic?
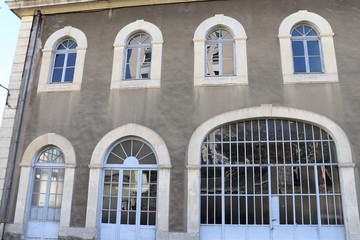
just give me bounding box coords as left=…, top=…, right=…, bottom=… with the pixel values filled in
left=124, top=33, right=152, bottom=80
left=206, top=28, right=235, bottom=77
left=291, top=25, right=323, bottom=73
left=52, top=39, right=78, bottom=83
left=37, top=26, right=87, bottom=92
left=279, top=11, right=338, bottom=84
left=111, top=20, right=163, bottom=89
left=193, top=14, right=248, bottom=86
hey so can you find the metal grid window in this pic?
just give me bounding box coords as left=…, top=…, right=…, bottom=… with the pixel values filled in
left=206, top=28, right=235, bottom=77
left=200, top=119, right=343, bottom=227
left=101, top=138, right=158, bottom=227
left=30, top=147, right=65, bottom=222
left=291, top=25, right=323, bottom=73
left=124, top=33, right=152, bottom=80
left=51, top=39, right=77, bottom=83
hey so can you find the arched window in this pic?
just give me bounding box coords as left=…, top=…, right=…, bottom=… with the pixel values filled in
left=37, top=26, right=87, bottom=92
left=27, top=146, right=65, bottom=239
left=193, top=14, right=248, bottom=86
left=291, top=25, right=322, bottom=73
left=206, top=28, right=234, bottom=77
left=199, top=119, right=344, bottom=239
left=13, top=133, right=76, bottom=239
left=111, top=20, right=163, bottom=89
left=51, top=39, right=78, bottom=83
left=124, top=33, right=152, bottom=80
left=278, top=11, right=338, bottom=83
left=100, top=137, right=158, bottom=239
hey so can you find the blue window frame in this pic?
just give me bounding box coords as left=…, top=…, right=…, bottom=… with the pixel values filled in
left=51, top=39, right=77, bottom=83
left=291, top=25, right=323, bottom=73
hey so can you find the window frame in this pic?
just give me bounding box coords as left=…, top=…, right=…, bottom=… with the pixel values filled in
left=37, top=26, right=87, bottom=93
left=51, top=39, right=78, bottom=83
left=13, top=133, right=76, bottom=236
left=85, top=123, right=172, bottom=238
left=186, top=105, right=360, bottom=239
left=111, top=20, right=163, bottom=89
left=193, top=14, right=248, bottom=86
left=278, top=10, right=338, bottom=84
left=124, top=33, right=152, bottom=80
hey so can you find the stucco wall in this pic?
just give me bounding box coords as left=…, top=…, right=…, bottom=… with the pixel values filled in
left=7, top=0, right=360, bottom=233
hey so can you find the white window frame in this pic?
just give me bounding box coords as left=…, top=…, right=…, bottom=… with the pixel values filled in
left=111, top=20, right=163, bottom=89
left=37, top=26, right=87, bottom=93
left=193, top=14, right=248, bottom=86
left=85, top=123, right=172, bottom=238
left=278, top=10, right=338, bottom=84
left=13, top=133, right=76, bottom=236
left=186, top=105, right=360, bottom=240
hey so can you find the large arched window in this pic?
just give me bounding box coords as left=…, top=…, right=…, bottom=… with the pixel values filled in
left=200, top=119, right=343, bottom=239
left=27, top=147, right=65, bottom=239
left=124, top=33, right=152, bottom=80
left=51, top=39, right=78, bottom=83
left=278, top=10, right=338, bottom=83
left=187, top=106, right=360, bottom=240
left=291, top=25, right=323, bottom=73
left=206, top=28, right=234, bottom=77
left=193, top=14, right=248, bottom=86
left=100, top=137, right=158, bottom=239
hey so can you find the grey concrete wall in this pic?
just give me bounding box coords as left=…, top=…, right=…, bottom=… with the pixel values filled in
left=7, top=0, right=360, bottom=233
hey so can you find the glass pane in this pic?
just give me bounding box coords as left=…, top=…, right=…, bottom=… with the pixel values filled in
left=307, top=41, right=320, bottom=55
left=293, top=57, right=306, bottom=72
left=292, top=41, right=304, bottom=56
left=64, top=67, right=75, bottom=82
left=54, top=54, right=65, bottom=67
left=309, top=56, right=322, bottom=72
left=52, top=69, right=63, bottom=82
left=67, top=53, right=77, bottom=66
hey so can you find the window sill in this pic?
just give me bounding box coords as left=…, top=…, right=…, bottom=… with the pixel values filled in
left=37, top=82, right=81, bottom=93
left=110, top=79, right=160, bottom=89
left=194, top=75, right=248, bottom=86
left=283, top=73, right=339, bottom=84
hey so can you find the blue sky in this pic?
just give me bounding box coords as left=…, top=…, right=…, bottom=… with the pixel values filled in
left=0, top=0, right=20, bottom=125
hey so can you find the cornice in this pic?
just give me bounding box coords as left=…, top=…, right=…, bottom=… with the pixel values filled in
left=6, top=0, right=205, bottom=17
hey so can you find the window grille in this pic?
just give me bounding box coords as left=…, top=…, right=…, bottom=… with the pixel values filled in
left=200, top=119, right=343, bottom=226
left=51, top=39, right=77, bottom=83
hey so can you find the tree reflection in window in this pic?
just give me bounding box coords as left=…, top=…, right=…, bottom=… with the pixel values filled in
left=205, top=28, right=234, bottom=77
left=201, top=119, right=343, bottom=226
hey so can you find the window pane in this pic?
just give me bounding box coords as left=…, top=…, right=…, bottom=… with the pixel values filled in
left=293, top=57, right=306, bottom=73
left=126, top=48, right=138, bottom=64
left=140, top=48, right=151, bottom=79
left=309, top=56, right=322, bottom=72
left=206, top=43, right=219, bottom=76
left=67, top=53, right=77, bottom=67
left=64, top=67, right=75, bottom=82
left=292, top=41, right=304, bottom=56
left=54, top=54, right=65, bottom=67
left=307, top=41, right=320, bottom=55
left=52, top=69, right=63, bottom=82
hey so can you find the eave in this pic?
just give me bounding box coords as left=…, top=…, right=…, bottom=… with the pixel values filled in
left=6, top=0, right=206, bottom=17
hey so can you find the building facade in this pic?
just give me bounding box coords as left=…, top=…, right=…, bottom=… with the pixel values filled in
left=1, top=0, right=360, bottom=239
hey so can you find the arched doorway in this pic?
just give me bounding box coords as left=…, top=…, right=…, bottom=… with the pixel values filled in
left=186, top=105, right=360, bottom=240
left=99, top=137, right=158, bottom=240
left=200, top=118, right=344, bottom=240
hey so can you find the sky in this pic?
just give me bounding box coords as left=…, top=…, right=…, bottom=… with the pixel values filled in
left=0, top=0, right=20, bottom=126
